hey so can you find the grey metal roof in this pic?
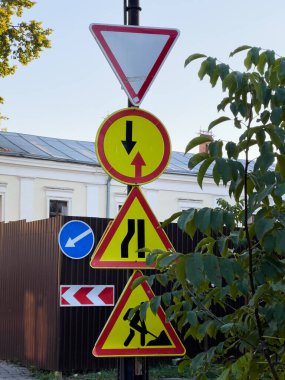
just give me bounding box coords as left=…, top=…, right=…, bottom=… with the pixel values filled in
left=0, top=131, right=251, bottom=177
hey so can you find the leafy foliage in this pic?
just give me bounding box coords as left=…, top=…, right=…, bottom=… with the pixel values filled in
left=144, top=46, right=285, bottom=379
left=0, top=0, right=52, bottom=120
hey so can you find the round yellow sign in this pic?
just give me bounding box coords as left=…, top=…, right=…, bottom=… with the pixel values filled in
left=95, top=108, right=171, bottom=185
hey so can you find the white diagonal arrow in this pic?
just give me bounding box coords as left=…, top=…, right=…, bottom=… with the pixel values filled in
left=65, top=228, right=93, bottom=248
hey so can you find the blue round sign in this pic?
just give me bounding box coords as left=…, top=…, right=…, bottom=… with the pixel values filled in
left=58, top=220, right=95, bottom=259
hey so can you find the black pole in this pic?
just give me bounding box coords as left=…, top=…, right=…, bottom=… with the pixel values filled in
left=126, top=0, right=141, bottom=193
left=119, top=2, right=148, bottom=380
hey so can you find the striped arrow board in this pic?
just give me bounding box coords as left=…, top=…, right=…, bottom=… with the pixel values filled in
left=60, top=285, right=115, bottom=307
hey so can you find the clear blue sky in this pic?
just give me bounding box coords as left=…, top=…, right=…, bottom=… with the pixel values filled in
left=1, top=0, right=285, bottom=153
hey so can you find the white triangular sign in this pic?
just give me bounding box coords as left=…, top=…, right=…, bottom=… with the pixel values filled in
left=89, top=24, right=179, bottom=106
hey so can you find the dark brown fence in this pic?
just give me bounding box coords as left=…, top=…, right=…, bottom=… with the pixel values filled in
left=0, top=216, right=202, bottom=372
left=0, top=217, right=61, bottom=370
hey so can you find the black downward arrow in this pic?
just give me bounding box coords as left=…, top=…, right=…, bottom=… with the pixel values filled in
left=122, top=120, right=136, bottom=154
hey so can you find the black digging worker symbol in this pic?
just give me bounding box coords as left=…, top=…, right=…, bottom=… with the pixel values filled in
left=123, top=307, right=172, bottom=347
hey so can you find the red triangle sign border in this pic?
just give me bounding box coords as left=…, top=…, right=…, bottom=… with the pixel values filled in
left=89, top=23, right=180, bottom=106
left=93, top=270, right=186, bottom=357
left=89, top=186, right=174, bottom=269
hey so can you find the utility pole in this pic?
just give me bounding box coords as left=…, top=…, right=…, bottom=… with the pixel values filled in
left=119, top=2, right=147, bottom=379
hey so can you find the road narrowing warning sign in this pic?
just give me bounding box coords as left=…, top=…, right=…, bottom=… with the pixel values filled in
left=90, top=187, right=174, bottom=269
left=93, top=271, right=186, bottom=357
left=95, top=108, right=171, bottom=185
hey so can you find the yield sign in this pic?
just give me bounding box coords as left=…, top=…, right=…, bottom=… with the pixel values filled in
left=90, top=187, right=174, bottom=269
left=93, top=271, right=186, bottom=357
left=89, top=24, right=179, bottom=106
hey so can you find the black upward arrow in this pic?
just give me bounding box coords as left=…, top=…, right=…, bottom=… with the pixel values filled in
left=122, top=120, right=136, bottom=154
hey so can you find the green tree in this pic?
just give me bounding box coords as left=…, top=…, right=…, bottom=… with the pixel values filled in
left=0, top=0, right=52, bottom=120
left=138, top=46, right=285, bottom=379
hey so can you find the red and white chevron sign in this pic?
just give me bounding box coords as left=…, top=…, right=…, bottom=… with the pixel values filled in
left=60, top=285, right=114, bottom=307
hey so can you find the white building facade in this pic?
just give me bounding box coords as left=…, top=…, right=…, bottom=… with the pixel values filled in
left=0, top=132, right=231, bottom=223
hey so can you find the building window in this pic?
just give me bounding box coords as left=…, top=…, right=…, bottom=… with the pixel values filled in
left=49, top=200, right=68, bottom=217
left=45, top=187, right=73, bottom=218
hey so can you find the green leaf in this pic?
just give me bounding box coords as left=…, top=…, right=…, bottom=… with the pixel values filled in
left=260, top=110, right=270, bottom=125
left=178, top=208, right=196, bottom=231
left=229, top=45, right=252, bottom=57
left=139, top=301, right=149, bottom=321
left=254, top=142, right=274, bottom=172
left=270, top=107, right=282, bottom=126
left=233, top=178, right=244, bottom=202
left=188, top=152, right=209, bottom=169
left=216, top=158, right=232, bottom=185
left=244, top=49, right=253, bottom=70
left=219, top=258, right=235, bottom=285
left=255, top=217, right=274, bottom=240
left=198, top=60, right=208, bottom=80
left=218, top=63, right=230, bottom=80
left=158, top=253, right=179, bottom=267
left=222, top=73, right=237, bottom=94
left=230, top=102, right=238, bottom=116
left=160, top=211, right=182, bottom=228
left=225, top=142, right=238, bottom=159
left=275, top=88, right=285, bottom=106
left=217, top=237, right=229, bottom=257
left=275, top=230, right=285, bottom=255
left=195, top=207, right=212, bottom=233
left=266, top=49, right=275, bottom=65
left=185, top=136, right=213, bottom=154
left=187, top=310, right=198, bottom=325
left=196, top=236, right=215, bottom=253
left=217, top=368, right=231, bottom=380
left=274, top=183, right=285, bottom=196
left=278, top=59, right=285, bottom=83
left=223, top=211, right=235, bottom=229
left=175, top=259, right=186, bottom=285
left=217, top=97, right=230, bottom=112
left=210, top=65, right=219, bottom=87
left=162, top=292, right=172, bottom=306
left=203, top=254, right=222, bottom=287
left=208, top=140, right=223, bottom=157
left=276, top=154, right=285, bottom=179
left=185, top=253, right=205, bottom=287
left=257, top=51, right=267, bottom=74
left=211, top=209, right=224, bottom=233
left=150, top=296, right=161, bottom=315
left=146, top=252, right=158, bottom=266
left=184, top=53, right=207, bottom=67
left=131, top=275, right=148, bottom=290
left=197, top=157, right=215, bottom=188
left=208, top=116, right=230, bottom=131
left=250, top=47, right=261, bottom=65
left=212, top=163, right=221, bottom=185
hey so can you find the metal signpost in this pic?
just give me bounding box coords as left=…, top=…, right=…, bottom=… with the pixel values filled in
left=89, top=1, right=181, bottom=379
